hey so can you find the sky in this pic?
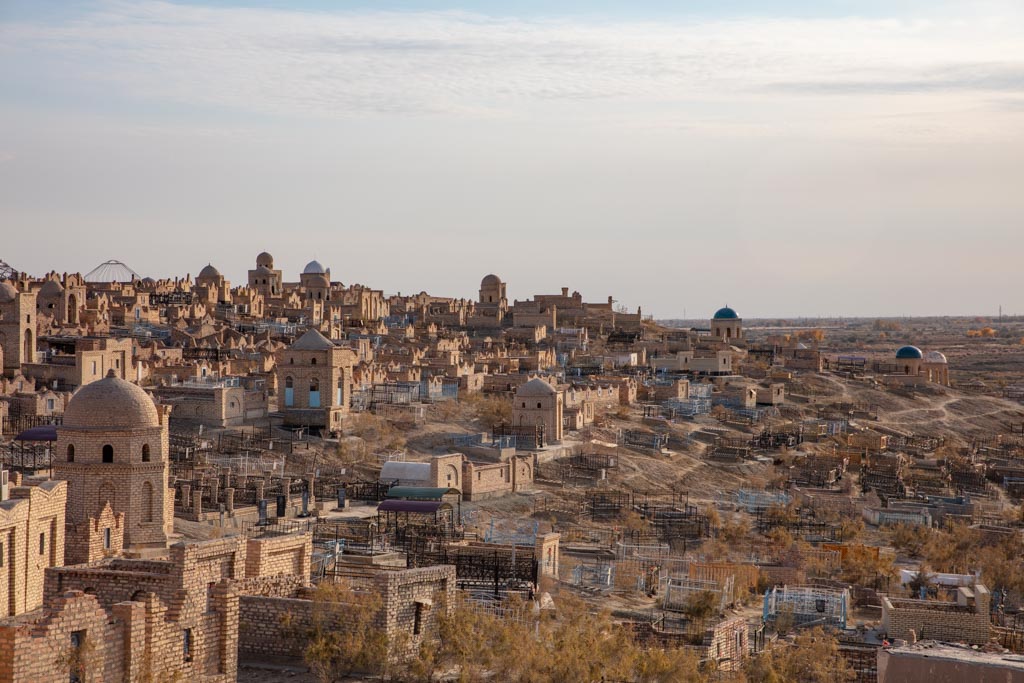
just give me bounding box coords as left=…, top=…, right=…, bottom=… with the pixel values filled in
left=1, top=1, right=1022, bottom=319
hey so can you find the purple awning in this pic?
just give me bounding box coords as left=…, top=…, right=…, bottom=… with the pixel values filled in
left=377, top=499, right=446, bottom=514
left=15, top=425, right=58, bottom=442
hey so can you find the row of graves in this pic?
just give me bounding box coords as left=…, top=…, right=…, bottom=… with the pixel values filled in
left=237, top=482, right=561, bottom=603
left=536, top=483, right=880, bottom=672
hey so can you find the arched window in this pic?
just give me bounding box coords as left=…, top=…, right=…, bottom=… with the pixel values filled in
left=67, top=444, right=75, bottom=462
left=311, top=358, right=317, bottom=365
left=537, top=402, right=542, bottom=409
left=23, top=329, right=32, bottom=363
left=309, top=378, right=321, bottom=408
left=102, top=445, right=114, bottom=463
left=142, top=444, right=151, bottom=462
left=337, top=378, right=344, bottom=405
left=284, top=376, right=294, bottom=407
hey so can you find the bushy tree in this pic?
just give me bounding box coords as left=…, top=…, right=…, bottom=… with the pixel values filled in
left=745, top=627, right=853, bottom=683
left=300, top=580, right=387, bottom=682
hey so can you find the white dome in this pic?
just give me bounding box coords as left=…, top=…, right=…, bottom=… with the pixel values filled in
left=303, top=260, right=326, bottom=275
left=925, top=351, right=948, bottom=364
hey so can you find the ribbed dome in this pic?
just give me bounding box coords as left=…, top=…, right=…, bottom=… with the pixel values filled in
left=713, top=306, right=739, bottom=320
left=481, top=274, right=502, bottom=287
left=303, top=260, right=326, bottom=275
left=895, top=345, right=923, bottom=360
left=197, top=264, right=221, bottom=279
left=84, top=259, right=140, bottom=283
left=516, top=378, right=556, bottom=397
left=0, top=282, right=16, bottom=303
left=256, top=251, right=274, bottom=268
left=63, top=371, right=160, bottom=430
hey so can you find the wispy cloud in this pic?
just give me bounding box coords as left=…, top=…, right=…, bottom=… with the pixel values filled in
left=1, top=1, right=1022, bottom=120
left=771, top=63, right=1024, bottom=95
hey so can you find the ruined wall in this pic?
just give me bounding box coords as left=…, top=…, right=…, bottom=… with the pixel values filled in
left=0, top=591, right=124, bottom=683
left=238, top=565, right=456, bottom=664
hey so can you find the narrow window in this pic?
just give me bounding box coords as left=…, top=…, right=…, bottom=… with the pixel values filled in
left=67, top=444, right=75, bottom=462
left=102, top=445, right=113, bottom=463
left=183, top=629, right=193, bottom=662
left=39, top=532, right=45, bottom=554
left=69, top=630, right=86, bottom=683
left=0, top=542, right=4, bottom=567
left=414, top=603, right=423, bottom=635
left=103, top=528, right=111, bottom=550
left=142, top=444, right=151, bottom=462
left=537, top=402, right=542, bottom=409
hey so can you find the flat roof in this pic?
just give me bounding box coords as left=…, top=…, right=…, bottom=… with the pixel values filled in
left=386, top=486, right=460, bottom=500
left=377, top=499, right=450, bottom=514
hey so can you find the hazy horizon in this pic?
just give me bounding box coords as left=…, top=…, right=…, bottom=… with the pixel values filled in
left=2, top=0, right=1022, bottom=318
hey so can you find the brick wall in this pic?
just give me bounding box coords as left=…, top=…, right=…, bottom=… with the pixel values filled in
left=245, top=533, right=311, bottom=579
left=238, top=565, right=456, bottom=664
left=0, top=479, right=67, bottom=616
left=882, top=585, right=991, bottom=645
left=463, top=457, right=533, bottom=500
left=0, top=590, right=124, bottom=683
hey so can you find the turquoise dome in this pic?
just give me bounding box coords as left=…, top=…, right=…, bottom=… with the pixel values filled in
left=713, top=307, right=739, bottom=320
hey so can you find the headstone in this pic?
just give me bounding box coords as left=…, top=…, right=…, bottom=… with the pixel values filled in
left=257, top=499, right=268, bottom=526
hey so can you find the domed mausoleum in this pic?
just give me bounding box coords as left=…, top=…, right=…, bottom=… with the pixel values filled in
left=883, top=345, right=949, bottom=387
left=54, top=370, right=173, bottom=562
left=511, top=377, right=563, bottom=444
left=710, top=306, right=743, bottom=341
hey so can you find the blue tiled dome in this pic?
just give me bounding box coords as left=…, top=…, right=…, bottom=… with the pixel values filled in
left=713, top=307, right=739, bottom=320
left=895, top=345, right=923, bottom=360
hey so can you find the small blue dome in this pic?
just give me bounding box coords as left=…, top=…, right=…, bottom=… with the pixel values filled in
left=713, top=306, right=739, bottom=320
left=895, top=345, right=923, bottom=360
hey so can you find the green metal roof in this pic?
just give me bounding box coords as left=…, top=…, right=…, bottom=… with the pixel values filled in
left=386, top=486, right=460, bottom=500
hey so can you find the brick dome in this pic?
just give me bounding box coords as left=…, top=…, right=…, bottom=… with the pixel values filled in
left=63, top=370, right=160, bottom=429
left=0, top=282, right=16, bottom=303
left=516, top=378, right=556, bottom=397
left=198, top=264, right=221, bottom=279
